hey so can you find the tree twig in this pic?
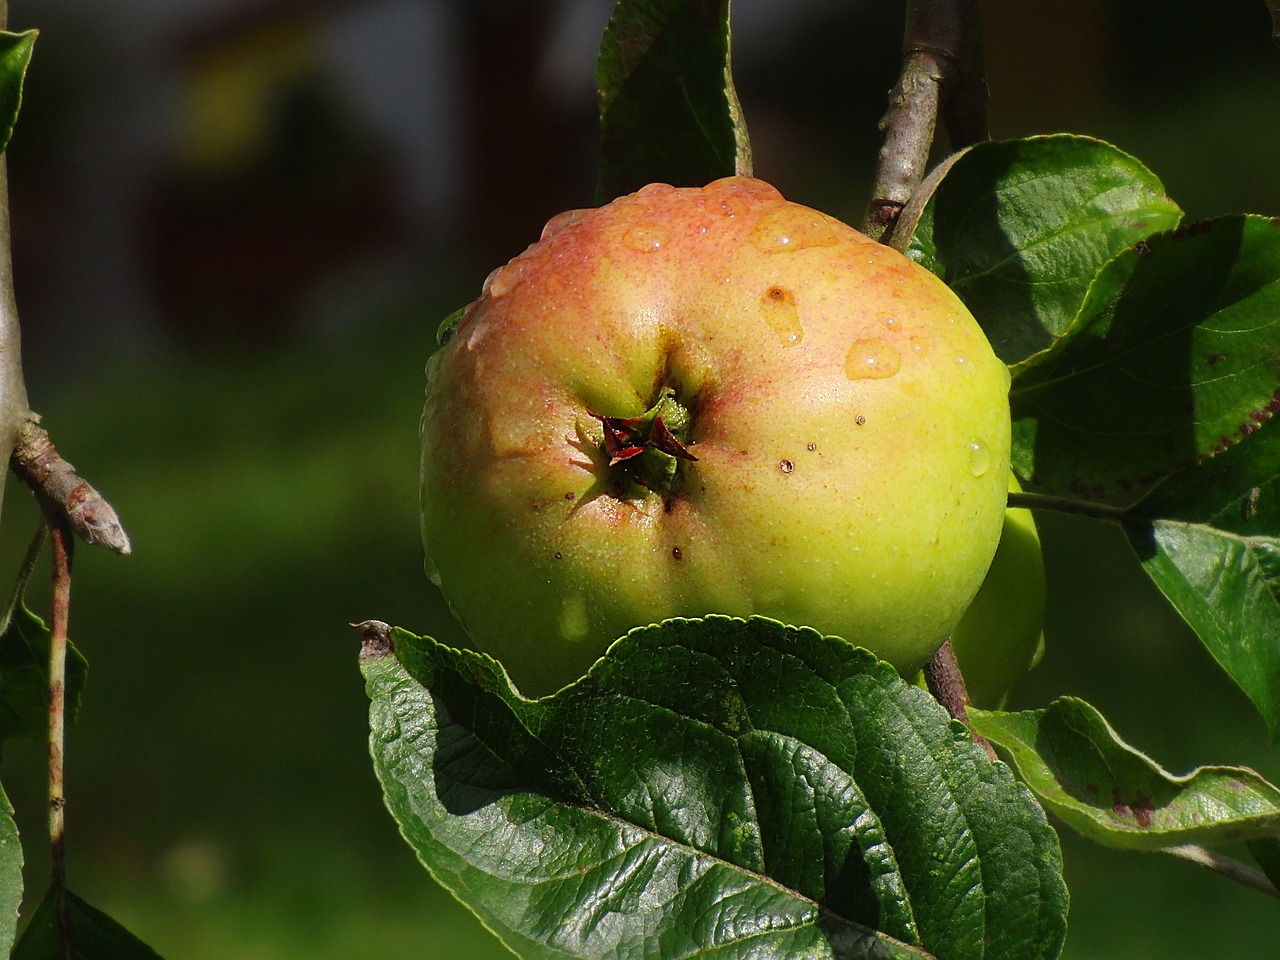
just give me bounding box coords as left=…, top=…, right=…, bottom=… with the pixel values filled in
left=1164, top=843, right=1280, bottom=900
left=10, top=419, right=131, bottom=555
left=923, top=639, right=996, bottom=761
left=863, top=0, right=988, bottom=243
left=46, top=511, right=73, bottom=959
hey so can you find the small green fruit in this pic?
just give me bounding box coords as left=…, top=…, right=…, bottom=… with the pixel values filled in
left=950, top=474, right=1046, bottom=709
left=420, top=177, right=1012, bottom=695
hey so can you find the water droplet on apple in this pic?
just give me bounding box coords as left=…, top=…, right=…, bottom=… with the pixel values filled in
left=558, top=593, right=590, bottom=642
left=967, top=439, right=992, bottom=477
left=636, top=183, right=675, bottom=197
left=624, top=224, right=669, bottom=252
left=760, top=286, right=803, bottom=346
left=844, top=339, right=902, bottom=380
left=749, top=208, right=839, bottom=253
left=540, top=208, right=587, bottom=240
left=484, top=264, right=519, bottom=299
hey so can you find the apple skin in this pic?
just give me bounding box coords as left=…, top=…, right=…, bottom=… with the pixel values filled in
left=949, top=474, right=1046, bottom=710
left=420, top=176, right=1011, bottom=696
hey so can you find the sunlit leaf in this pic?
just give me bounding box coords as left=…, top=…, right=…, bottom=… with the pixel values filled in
left=906, top=135, right=1181, bottom=364
left=0, top=30, right=35, bottom=155
left=596, top=0, right=751, bottom=202
left=0, top=783, right=20, bottom=954
left=1122, top=422, right=1280, bottom=738
left=971, top=698, right=1280, bottom=850
left=364, top=616, right=1067, bottom=960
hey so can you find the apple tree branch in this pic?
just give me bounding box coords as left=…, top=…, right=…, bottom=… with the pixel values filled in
left=862, top=0, right=988, bottom=243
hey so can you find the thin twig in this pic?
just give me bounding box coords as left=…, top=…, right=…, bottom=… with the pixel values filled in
left=1164, top=843, right=1280, bottom=900
left=923, top=639, right=997, bottom=761
left=863, top=0, right=987, bottom=243
left=11, top=419, right=131, bottom=555
left=46, top=511, right=73, bottom=960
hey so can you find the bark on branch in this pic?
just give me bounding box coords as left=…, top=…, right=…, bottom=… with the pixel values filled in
left=863, top=0, right=988, bottom=243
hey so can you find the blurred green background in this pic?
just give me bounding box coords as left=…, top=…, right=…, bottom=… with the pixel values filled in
left=1, top=1, right=1278, bottom=957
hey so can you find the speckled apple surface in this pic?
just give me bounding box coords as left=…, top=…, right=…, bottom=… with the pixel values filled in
left=420, top=176, right=1011, bottom=696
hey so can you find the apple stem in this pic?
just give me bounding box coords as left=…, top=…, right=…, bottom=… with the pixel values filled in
left=923, top=639, right=997, bottom=761
left=863, top=0, right=988, bottom=244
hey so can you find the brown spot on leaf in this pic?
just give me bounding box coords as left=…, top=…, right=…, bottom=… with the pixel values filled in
left=1133, top=792, right=1155, bottom=828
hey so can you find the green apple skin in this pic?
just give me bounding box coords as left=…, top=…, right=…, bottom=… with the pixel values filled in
left=950, top=475, right=1046, bottom=710
left=420, top=176, right=1011, bottom=696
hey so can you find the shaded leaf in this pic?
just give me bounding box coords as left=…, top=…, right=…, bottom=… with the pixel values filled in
left=12, top=887, right=165, bottom=959
left=970, top=698, right=1280, bottom=850
left=596, top=0, right=750, bottom=203
left=1010, top=215, right=1280, bottom=505
left=0, top=31, right=35, bottom=155
left=1121, top=422, right=1280, bottom=738
left=364, top=616, right=1067, bottom=960
left=906, top=135, right=1181, bottom=364
left=0, top=601, right=88, bottom=747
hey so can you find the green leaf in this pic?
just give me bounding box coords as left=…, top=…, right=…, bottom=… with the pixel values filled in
left=596, top=0, right=751, bottom=203
left=0, top=601, right=88, bottom=747
left=970, top=698, right=1280, bottom=850
left=1010, top=215, right=1280, bottom=504
left=1121, top=422, right=1280, bottom=738
left=364, top=616, right=1067, bottom=960
left=12, top=887, right=165, bottom=959
left=0, top=31, right=36, bottom=155
left=906, top=135, right=1182, bottom=365
left=0, top=782, right=22, bottom=954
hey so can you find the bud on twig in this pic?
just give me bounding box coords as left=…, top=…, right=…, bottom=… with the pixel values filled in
left=9, top=418, right=131, bottom=556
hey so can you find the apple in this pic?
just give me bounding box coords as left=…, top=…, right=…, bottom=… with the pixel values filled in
left=949, top=474, right=1046, bottom=710
left=420, top=176, right=1011, bottom=696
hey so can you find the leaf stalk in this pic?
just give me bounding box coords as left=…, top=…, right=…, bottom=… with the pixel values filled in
left=1164, top=843, right=1280, bottom=900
